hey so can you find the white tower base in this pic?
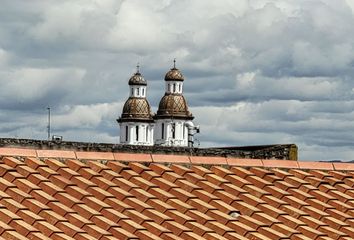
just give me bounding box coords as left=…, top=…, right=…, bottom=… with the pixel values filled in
left=120, top=122, right=154, bottom=146
left=154, top=119, right=188, bottom=147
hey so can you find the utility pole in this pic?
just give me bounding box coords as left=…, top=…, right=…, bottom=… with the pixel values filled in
left=47, top=107, right=51, bottom=141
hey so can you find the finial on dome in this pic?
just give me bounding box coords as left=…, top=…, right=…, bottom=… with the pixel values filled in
left=173, top=58, right=176, bottom=69
left=129, top=64, right=147, bottom=86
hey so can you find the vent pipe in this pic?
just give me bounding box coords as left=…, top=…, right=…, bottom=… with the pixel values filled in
left=185, top=121, right=200, bottom=148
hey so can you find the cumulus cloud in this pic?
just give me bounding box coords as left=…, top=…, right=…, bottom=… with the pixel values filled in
left=53, top=102, right=122, bottom=130
left=1, top=0, right=354, bottom=160
left=0, top=67, right=86, bottom=110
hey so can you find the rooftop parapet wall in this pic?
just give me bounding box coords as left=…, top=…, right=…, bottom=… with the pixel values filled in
left=0, top=138, right=297, bottom=160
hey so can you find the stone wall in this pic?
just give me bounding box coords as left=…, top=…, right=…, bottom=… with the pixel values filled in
left=0, top=138, right=298, bottom=160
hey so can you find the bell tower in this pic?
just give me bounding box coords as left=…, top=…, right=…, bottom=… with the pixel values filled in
left=154, top=60, right=195, bottom=146
left=117, top=65, right=154, bottom=145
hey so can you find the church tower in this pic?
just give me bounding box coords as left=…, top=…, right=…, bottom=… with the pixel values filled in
left=154, top=60, right=194, bottom=146
left=117, top=66, right=154, bottom=145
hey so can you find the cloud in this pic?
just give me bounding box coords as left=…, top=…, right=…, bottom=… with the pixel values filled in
left=0, top=67, right=86, bottom=110
left=0, top=0, right=354, bottom=160
left=53, top=102, right=122, bottom=130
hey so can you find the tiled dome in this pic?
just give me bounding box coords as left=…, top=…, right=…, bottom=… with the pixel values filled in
left=119, top=98, right=153, bottom=122
left=156, top=93, right=193, bottom=119
left=164, top=67, right=184, bottom=81
left=128, top=72, right=147, bottom=86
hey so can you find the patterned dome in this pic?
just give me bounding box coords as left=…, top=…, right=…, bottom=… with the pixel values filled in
left=128, top=72, right=147, bottom=86
left=118, top=98, right=153, bottom=122
left=164, top=68, right=184, bottom=81
left=156, top=94, right=193, bottom=119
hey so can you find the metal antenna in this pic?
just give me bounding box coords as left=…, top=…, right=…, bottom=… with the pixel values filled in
left=47, top=107, right=51, bottom=141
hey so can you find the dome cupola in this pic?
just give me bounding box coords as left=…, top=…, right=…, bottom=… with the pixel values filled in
left=118, top=65, right=153, bottom=123
left=164, top=59, right=184, bottom=81
left=120, top=98, right=153, bottom=122
left=128, top=71, right=147, bottom=86
left=117, top=65, right=155, bottom=146
left=156, top=94, right=193, bottom=120
left=153, top=60, right=195, bottom=147
left=155, top=60, right=193, bottom=120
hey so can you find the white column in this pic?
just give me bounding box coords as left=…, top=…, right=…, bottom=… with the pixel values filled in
left=150, top=126, right=154, bottom=145
left=176, top=122, right=181, bottom=139
left=130, top=86, right=147, bottom=98
left=139, top=125, right=143, bottom=144
left=122, top=123, right=127, bottom=143
left=140, top=125, right=147, bottom=145
left=119, top=123, right=123, bottom=143
left=166, top=123, right=170, bottom=141
left=129, top=126, right=134, bottom=144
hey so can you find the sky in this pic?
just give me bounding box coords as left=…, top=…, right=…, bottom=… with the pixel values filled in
left=1, top=0, right=354, bottom=160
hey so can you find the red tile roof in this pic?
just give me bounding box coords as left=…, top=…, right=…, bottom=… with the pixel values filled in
left=0, top=147, right=353, bottom=239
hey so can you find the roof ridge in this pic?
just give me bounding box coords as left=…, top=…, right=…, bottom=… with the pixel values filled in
left=0, top=147, right=353, bottom=171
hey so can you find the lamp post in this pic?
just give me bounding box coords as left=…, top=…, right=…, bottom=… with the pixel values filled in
left=47, top=107, right=51, bottom=141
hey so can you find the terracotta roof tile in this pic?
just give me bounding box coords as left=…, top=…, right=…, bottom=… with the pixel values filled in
left=37, top=150, right=75, bottom=159
left=278, top=214, right=306, bottom=229
left=127, top=198, right=154, bottom=212
left=170, top=164, right=193, bottom=175
left=17, top=209, right=44, bottom=224
left=151, top=154, right=190, bottom=164
left=247, top=232, right=273, bottom=240
left=224, top=174, right=251, bottom=188
left=130, top=176, right=157, bottom=191
left=76, top=151, right=114, bottom=161
left=257, top=226, right=288, bottom=239
left=2, top=230, right=30, bottom=240
left=184, top=172, right=205, bottom=184
left=65, top=213, right=93, bottom=228
left=298, top=161, right=334, bottom=170
left=145, top=221, right=172, bottom=235
left=1, top=148, right=354, bottom=239
left=113, top=152, right=151, bottom=162
left=296, top=225, right=327, bottom=239
left=1, top=198, right=26, bottom=213
left=31, top=190, right=57, bottom=205
left=82, top=196, right=111, bottom=212
left=3, top=157, right=26, bottom=168
left=163, top=210, right=191, bottom=225
left=190, top=156, right=227, bottom=165
left=37, top=167, right=59, bottom=179
left=179, top=231, right=206, bottom=240
left=227, top=157, right=263, bottom=167
left=0, top=220, right=15, bottom=234
left=33, top=220, right=62, bottom=237
left=0, top=148, right=37, bottom=158
left=340, top=226, right=354, bottom=238
left=262, top=159, right=299, bottom=169
left=81, top=224, right=112, bottom=239
left=111, top=177, right=138, bottom=192
left=333, top=162, right=354, bottom=171
left=23, top=198, right=50, bottom=214
left=121, top=169, right=140, bottom=180
left=232, top=200, right=261, bottom=216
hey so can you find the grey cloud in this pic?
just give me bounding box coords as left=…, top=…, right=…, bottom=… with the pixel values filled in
left=0, top=67, right=86, bottom=110
left=1, top=0, right=354, bottom=160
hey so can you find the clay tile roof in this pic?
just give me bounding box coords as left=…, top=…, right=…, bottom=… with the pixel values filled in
left=0, top=147, right=354, bottom=239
